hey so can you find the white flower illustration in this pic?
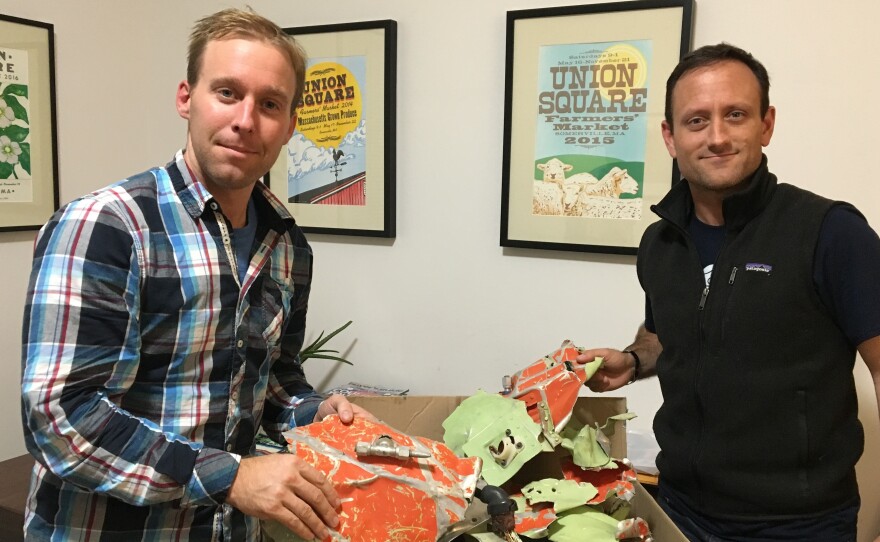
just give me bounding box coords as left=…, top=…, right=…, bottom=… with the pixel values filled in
left=0, top=135, right=21, bottom=165
left=0, top=103, right=15, bottom=129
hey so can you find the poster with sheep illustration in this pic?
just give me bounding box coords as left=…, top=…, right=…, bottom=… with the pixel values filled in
left=532, top=40, right=650, bottom=220
left=501, top=1, right=690, bottom=254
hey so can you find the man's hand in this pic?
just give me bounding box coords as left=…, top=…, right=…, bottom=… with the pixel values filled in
left=314, top=393, right=379, bottom=424
left=226, top=453, right=340, bottom=540
left=577, top=348, right=636, bottom=392
left=578, top=325, right=661, bottom=392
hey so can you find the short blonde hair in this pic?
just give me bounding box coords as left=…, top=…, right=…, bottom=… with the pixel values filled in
left=187, top=7, right=307, bottom=114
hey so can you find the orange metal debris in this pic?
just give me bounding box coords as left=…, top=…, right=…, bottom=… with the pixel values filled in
left=560, top=458, right=637, bottom=504
left=512, top=500, right=557, bottom=535
left=617, top=517, right=652, bottom=539
left=285, top=415, right=482, bottom=542
left=504, top=341, right=587, bottom=433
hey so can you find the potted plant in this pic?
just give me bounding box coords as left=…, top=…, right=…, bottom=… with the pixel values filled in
left=299, top=320, right=354, bottom=365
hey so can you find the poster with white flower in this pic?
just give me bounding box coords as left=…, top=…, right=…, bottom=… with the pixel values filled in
left=0, top=45, right=32, bottom=202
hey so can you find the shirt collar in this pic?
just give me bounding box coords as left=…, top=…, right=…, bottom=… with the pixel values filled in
left=167, top=149, right=297, bottom=233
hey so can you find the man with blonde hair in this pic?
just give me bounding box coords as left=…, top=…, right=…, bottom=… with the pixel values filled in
left=21, top=8, right=370, bottom=541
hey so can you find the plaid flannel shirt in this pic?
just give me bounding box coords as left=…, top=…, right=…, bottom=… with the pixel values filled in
left=21, top=151, right=322, bottom=541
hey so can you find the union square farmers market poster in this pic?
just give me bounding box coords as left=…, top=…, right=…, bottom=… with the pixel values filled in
left=533, top=40, right=651, bottom=220
left=286, top=55, right=367, bottom=206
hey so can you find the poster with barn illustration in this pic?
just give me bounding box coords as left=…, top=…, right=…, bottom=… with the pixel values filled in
left=0, top=46, right=32, bottom=203
left=532, top=40, right=651, bottom=220
left=287, top=55, right=367, bottom=206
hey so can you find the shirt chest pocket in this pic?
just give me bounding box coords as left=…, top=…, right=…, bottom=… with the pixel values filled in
left=250, top=276, right=294, bottom=349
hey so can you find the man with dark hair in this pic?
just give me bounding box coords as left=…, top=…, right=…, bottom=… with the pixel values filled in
left=663, top=42, right=771, bottom=125
left=579, top=43, right=880, bottom=541
left=21, top=8, right=372, bottom=541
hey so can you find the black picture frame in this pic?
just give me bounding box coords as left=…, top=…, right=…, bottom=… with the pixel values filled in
left=500, top=0, right=693, bottom=254
left=0, top=14, right=59, bottom=232
left=268, top=20, right=397, bottom=238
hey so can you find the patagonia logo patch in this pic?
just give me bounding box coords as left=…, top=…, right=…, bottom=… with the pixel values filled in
left=745, top=263, right=773, bottom=274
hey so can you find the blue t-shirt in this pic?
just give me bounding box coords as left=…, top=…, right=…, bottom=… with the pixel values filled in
left=645, top=205, right=880, bottom=347
left=231, top=197, right=258, bottom=284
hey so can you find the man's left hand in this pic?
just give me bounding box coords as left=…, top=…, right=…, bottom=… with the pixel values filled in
left=314, top=394, right=378, bottom=424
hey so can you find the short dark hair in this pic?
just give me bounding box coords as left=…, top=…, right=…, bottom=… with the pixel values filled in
left=664, top=43, right=770, bottom=127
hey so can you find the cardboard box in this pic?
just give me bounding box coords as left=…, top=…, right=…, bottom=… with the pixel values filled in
left=350, top=395, right=687, bottom=542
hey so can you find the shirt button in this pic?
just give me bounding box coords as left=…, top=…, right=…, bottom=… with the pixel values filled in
left=226, top=444, right=233, bottom=452
left=232, top=390, right=239, bottom=401
left=237, top=339, right=244, bottom=348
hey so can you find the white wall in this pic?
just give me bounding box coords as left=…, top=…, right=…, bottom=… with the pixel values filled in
left=0, top=0, right=877, bottom=538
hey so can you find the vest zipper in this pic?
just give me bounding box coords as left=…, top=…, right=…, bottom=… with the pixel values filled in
left=654, top=203, right=726, bottom=509
left=693, top=241, right=731, bottom=510
left=698, top=266, right=736, bottom=309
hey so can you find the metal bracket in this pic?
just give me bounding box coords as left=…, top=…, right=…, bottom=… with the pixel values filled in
left=354, top=435, right=431, bottom=460
left=536, top=401, right=562, bottom=447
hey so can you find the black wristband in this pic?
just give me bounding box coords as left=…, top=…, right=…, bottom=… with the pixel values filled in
left=623, top=350, right=641, bottom=384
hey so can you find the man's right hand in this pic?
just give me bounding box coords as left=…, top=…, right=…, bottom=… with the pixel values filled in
left=226, top=453, right=340, bottom=540
left=578, top=348, right=636, bottom=392
left=579, top=325, right=661, bottom=392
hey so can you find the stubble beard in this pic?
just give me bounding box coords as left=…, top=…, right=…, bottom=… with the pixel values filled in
left=684, top=157, right=758, bottom=198
left=193, top=141, right=265, bottom=195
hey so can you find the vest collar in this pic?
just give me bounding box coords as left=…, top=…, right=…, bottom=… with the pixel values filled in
left=652, top=155, right=777, bottom=232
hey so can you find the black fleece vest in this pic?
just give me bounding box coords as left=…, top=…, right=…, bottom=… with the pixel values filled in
left=638, top=162, right=863, bottom=520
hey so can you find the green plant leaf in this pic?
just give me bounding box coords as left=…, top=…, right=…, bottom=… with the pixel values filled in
left=1, top=84, right=28, bottom=98
left=311, top=320, right=352, bottom=350
left=3, top=125, right=28, bottom=143
left=300, top=321, right=351, bottom=356
left=4, top=95, right=28, bottom=124
left=299, top=320, right=354, bottom=365
left=0, top=161, right=13, bottom=179
left=310, top=330, right=326, bottom=346
left=18, top=142, right=30, bottom=175
left=300, top=353, right=353, bottom=365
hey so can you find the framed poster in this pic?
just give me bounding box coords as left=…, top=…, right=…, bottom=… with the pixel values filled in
left=500, top=0, right=693, bottom=254
left=268, top=20, right=396, bottom=238
left=0, top=14, right=58, bottom=232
